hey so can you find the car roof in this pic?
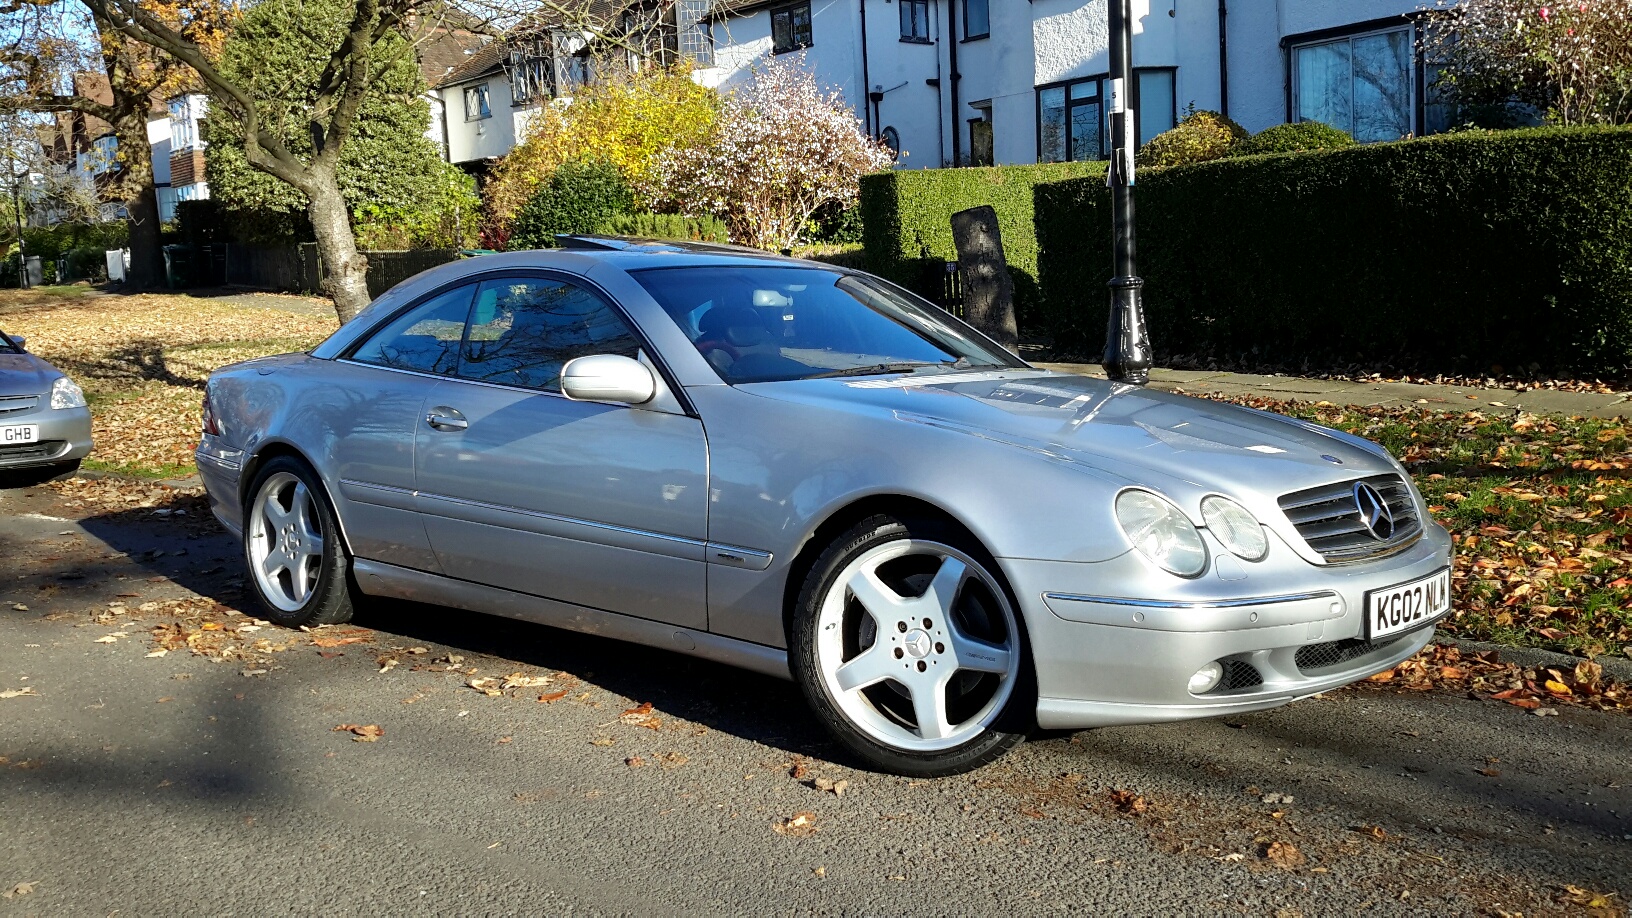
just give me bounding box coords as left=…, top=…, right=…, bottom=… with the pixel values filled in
left=535, top=235, right=827, bottom=272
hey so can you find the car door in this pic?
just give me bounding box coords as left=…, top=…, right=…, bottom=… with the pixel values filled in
left=412, top=273, right=709, bottom=630
left=321, top=280, right=478, bottom=573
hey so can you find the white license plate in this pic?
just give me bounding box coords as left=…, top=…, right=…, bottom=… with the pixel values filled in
left=0, top=424, right=39, bottom=445
left=1366, top=569, right=1451, bottom=640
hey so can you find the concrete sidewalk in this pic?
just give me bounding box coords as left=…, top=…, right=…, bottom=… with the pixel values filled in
left=1037, top=362, right=1632, bottom=419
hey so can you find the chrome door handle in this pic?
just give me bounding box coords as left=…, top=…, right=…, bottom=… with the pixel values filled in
left=425, top=408, right=467, bottom=431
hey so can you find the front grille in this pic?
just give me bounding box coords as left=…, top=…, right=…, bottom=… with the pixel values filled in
left=0, top=440, right=65, bottom=462
left=1216, top=659, right=1264, bottom=692
left=0, top=395, right=40, bottom=416
left=1295, top=637, right=1400, bottom=674
left=1278, top=473, right=1422, bottom=563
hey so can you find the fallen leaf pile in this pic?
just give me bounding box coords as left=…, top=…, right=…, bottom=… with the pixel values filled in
left=1363, top=643, right=1630, bottom=712
left=2, top=290, right=336, bottom=478
left=1107, top=788, right=1150, bottom=816
left=1196, top=397, right=1632, bottom=658
left=619, top=701, right=661, bottom=730
left=147, top=599, right=296, bottom=662
left=46, top=476, right=210, bottom=521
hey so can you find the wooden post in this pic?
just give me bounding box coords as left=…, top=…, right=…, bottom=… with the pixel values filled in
left=949, top=205, right=1019, bottom=352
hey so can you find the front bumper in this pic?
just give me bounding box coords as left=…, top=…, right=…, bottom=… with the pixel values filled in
left=196, top=435, right=246, bottom=537
left=0, top=403, right=92, bottom=470
left=1002, top=522, right=1454, bottom=730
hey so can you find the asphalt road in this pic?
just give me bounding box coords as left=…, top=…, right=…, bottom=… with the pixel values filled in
left=1, top=480, right=1628, bottom=917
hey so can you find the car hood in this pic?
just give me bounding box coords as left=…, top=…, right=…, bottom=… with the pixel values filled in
left=0, top=352, right=62, bottom=397
left=740, top=369, right=1396, bottom=508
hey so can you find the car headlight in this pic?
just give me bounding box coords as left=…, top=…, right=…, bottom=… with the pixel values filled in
left=50, top=376, right=86, bottom=410
left=1116, top=489, right=1207, bottom=577
left=1200, top=496, right=1268, bottom=561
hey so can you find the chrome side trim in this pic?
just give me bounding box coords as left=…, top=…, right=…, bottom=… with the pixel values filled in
left=196, top=450, right=243, bottom=472
left=352, top=558, right=791, bottom=680
left=1042, top=590, right=1337, bottom=610
left=705, top=543, right=773, bottom=571
left=418, top=488, right=708, bottom=551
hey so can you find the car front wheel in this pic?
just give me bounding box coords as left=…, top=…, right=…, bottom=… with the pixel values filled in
left=791, top=514, right=1032, bottom=777
left=243, top=456, right=354, bottom=627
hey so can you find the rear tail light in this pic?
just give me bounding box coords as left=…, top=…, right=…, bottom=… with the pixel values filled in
left=201, top=390, right=220, bottom=436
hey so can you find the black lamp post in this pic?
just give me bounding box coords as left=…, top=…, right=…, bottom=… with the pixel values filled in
left=1102, top=0, right=1151, bottom=385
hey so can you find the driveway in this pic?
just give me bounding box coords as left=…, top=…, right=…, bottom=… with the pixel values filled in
left=1, top=480, right=1627, bottom=916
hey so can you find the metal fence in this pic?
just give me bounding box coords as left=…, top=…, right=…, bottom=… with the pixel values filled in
left=365, top=249, right=459, bottom=298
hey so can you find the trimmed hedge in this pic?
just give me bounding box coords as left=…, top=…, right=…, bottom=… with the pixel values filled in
left=860, top=162, right=1106, bottom=324
left=1229, top=121, right=1354, bottom=157
left=1035, top=125, right=1632, bottom=377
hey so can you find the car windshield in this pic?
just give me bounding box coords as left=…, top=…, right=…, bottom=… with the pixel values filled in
left=630, top=265, right=1024, bottom=383
left=0, top=329, right=19, bottom=353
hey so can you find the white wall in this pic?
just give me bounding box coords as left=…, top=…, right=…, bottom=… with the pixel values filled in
left=147, top=116, right=172, bottom=186
left=859, top=0, right=943, bottom=168
left=697, top=0, right=864, bottom=121
left=441, top=77, right=524, bottom=164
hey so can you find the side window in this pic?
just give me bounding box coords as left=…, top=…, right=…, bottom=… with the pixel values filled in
left=457, top=276, right=641, bottom=392
left=349, top=284, right=475, bottom=375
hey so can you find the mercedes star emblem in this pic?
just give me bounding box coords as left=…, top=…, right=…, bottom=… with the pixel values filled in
left=1352, top=482, right=1396, bottom=541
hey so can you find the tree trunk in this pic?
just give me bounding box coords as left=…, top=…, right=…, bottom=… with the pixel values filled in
left=950, top=205, right=1019, bottom=352
left=105, top=56, right=164, bottom=289
left=306, top=171, right=371, bottom=323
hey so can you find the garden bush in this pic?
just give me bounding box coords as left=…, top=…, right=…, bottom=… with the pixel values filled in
left=859, top=161, right=1105, bottom=325
left=509, top=159, right=635, bottom=250
left=1035, top=125, right=1632, bottom=377
left=1229, top=121, right=1355, bottom=156
left=1135, top=109, right=1248, bottom=168
left=598, top=212, right=727, bottom=242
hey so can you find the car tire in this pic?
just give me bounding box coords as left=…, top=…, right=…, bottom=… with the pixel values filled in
left=790, top=513, right=1033, bottom=777
left=242, top=456, right=354, bottom=628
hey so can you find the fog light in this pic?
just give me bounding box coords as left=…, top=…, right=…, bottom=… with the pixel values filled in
left=1188, top=661, right=1224, bottom=694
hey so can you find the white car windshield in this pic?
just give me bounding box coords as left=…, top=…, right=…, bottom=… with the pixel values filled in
left=631, top=265, right=1024, bottom=383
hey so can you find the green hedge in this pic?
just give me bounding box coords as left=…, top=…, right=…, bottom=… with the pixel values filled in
left=1035, top=126, right=1632, bottom=376
left=860, top=162, right=1106, bottom=325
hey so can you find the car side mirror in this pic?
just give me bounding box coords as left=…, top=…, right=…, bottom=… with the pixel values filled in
left=5, top=334, right=24, bottom=351
left=560, top=354, right=656, bottom=405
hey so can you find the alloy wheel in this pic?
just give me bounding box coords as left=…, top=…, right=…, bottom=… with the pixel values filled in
left=814, top=539, right=1020, bottom=753
left=247, top=471, right=326, bottom=612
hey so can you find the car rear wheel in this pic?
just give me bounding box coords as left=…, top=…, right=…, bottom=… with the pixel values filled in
left=791, top=514, right=1032, bottom=777
left=243, top=456, right=354, bottom=627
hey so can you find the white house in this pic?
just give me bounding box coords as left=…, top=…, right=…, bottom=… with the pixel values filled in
left=698, top=0, right=1452, bottom=168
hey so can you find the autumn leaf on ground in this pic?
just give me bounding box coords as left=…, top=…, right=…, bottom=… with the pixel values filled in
left=334, top=724, right=384, bottom=742
left=1108, top=789, right=1149, bottom=815
left=1559, top=884, right=1619, bottom=910
left=808, top=777, right=848, bottom=797
left=624, top=756, right=645, bottom=768
left=376, top=655, right=399, bottom=674
left=537, top=690, right=570, bottom=704
left=656, top=752, right=689, bottom=769
left=788, top=760, right=809, bottom=781
left=501, top=673, right=552, bottom=689
left=0, top=687, right=39, bottom=699
left=467, top=677, right=503, bottom=697
left=619, top=701, right=660, bottom=729
left=2, top=881, right=38, bottom=899
left=1261, top=841, right=1306, bottom=869
left=772, top=812, right=818, bottom=837
left=1355, top=824, right=1388, bottom=841
left=312, top=636, right=366, bottom=648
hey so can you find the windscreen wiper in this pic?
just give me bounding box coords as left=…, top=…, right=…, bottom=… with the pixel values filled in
left=805, top=362, right=941, bottom=379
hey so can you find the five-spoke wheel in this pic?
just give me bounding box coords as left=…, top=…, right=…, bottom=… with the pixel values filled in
left=242, top=456, right=354, bottom=627
left=793, top=514, right=1030, bottom=776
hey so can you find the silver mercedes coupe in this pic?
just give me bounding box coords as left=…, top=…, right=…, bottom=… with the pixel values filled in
left=197, top=240, right=1453, bottom=776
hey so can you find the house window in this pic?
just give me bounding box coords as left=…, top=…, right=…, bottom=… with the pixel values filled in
left=464, top=83, right=492, bottom=121
left=900, top=0, right=930, bottom=42
left=963, top=0, right=988, bottom=39
left=1291, top=26, right=1413, bottom=143
left=880, top=126, right=901, bottom=158
left=1036, top=69, right=1177, bottom=163
left=506, top=39, right=554, bottom=106
left=169, top=96, right=203, bottom=151
left=771, top=2, right=812, bottom=54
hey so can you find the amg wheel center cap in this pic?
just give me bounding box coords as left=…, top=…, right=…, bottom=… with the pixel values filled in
left=903, top=629, right=932, bottom=659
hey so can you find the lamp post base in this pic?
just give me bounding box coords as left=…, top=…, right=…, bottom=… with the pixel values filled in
left=1103, top=275, right=1152, bottom=386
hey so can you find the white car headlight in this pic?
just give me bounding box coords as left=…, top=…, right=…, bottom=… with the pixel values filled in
left=50, top=376, right=86, bottom=410
left=1201, top=496, right=1268, bottom=562
left=1115, top=489, right=1207, bottom=577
